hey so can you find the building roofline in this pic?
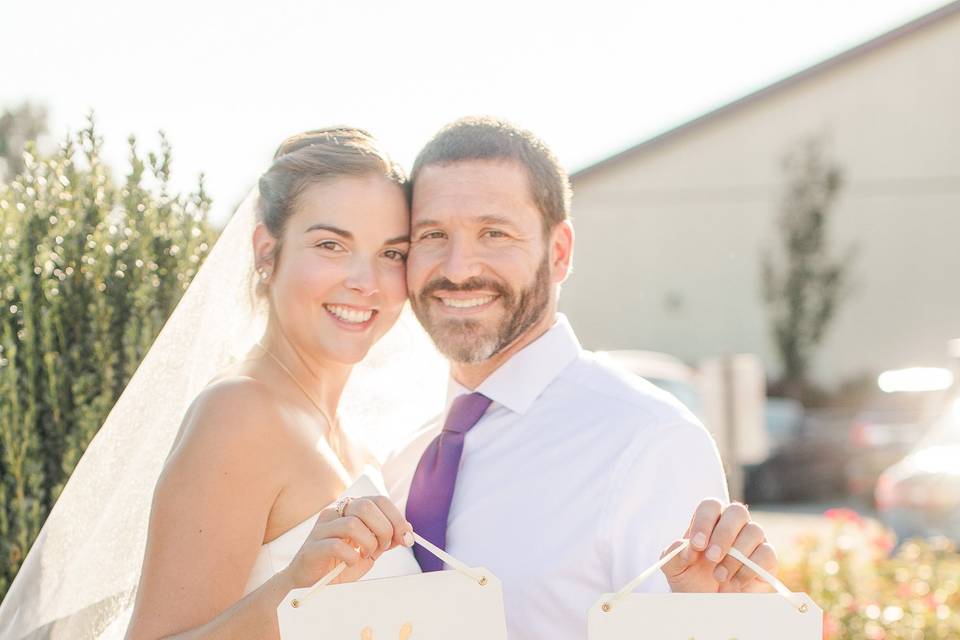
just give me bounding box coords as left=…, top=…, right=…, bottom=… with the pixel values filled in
left=571, top=1, right=960, bottom=182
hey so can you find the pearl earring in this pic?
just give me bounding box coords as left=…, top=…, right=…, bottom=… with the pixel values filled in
left=258, top=268, right=270, bottom=282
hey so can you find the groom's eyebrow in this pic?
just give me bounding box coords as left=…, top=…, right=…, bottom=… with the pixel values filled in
left=411, top=219, right=440, bottom=234
left=304, top=223, right=352, bottom=238
left=413, top=215, right=518, bottom=232
left=477, top=215, right=516, bottom=228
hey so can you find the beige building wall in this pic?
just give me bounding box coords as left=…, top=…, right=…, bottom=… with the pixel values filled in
left=561, top=7, right=960, bottom=386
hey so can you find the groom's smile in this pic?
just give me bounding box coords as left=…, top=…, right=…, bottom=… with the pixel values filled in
left=435, top=292, right=498, bottom=312
left=430, top=282, right=504, bottom=316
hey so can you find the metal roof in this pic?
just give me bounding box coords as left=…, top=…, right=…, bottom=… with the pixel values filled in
left=571, top=1, right=960, bottom=182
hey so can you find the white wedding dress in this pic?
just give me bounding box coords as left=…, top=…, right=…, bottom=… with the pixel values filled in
left=244, top=469, right=422, bottom=596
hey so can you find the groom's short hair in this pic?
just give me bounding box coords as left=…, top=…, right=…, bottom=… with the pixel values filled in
left=410, top=116, right=571, bottom=233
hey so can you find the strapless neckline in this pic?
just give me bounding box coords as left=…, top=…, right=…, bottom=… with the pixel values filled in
left=242, top=467, right=421, bottom=596
left=264, top=509, right=323, bottom=547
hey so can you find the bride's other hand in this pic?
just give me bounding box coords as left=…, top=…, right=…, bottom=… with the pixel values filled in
left=285, top=496, right=415, bottom=588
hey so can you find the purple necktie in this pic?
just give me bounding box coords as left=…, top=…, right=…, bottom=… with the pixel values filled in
left=406, top=392, right=493, bottom=572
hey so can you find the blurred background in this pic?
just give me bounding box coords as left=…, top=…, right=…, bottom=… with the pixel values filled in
left=2, top=0, right=959, bottom=637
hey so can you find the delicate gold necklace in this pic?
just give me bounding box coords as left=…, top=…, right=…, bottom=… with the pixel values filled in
left=256, top=341, right=341, bottom=449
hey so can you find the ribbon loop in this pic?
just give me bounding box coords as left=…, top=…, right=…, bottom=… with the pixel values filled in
left=299, top=531, right=486, bottom=604
left=605, top=539, right=808, bottom=613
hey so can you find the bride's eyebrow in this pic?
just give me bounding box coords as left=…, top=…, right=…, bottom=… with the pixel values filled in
left=384, top=234, right=410, bottom=246
left=304, top=223, right=351, bottom=238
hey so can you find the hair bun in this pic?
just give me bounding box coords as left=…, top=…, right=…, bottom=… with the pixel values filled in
left=273, top=126, right=376, bottom=160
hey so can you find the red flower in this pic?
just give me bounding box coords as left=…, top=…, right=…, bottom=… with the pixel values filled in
left=871, top=533, right=895, bottom=554
left=823, top=612, right=840, bottom=639
left=824, top=507, right=864, bottom=526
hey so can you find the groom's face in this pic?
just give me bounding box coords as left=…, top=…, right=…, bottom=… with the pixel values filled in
left=407, top=159, right=555, bottom=364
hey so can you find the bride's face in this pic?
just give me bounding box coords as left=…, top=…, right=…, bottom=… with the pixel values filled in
left=266, top=174, right=410, bottom=365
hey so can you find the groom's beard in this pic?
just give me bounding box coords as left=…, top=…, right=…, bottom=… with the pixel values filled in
left=411, top=256, right=552, bottom=365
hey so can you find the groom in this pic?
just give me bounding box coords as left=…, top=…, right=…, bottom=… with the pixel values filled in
left=384, top=117, right=777, bottom=639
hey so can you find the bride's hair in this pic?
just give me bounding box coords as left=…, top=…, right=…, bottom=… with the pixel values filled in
left=254, top=126, right=406, bottom=295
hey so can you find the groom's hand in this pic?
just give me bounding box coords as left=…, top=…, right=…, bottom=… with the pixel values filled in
left=661, top=499, right=777, bottom=593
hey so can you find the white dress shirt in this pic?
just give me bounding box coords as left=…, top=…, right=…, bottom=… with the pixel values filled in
left=383, top=314, right=728, bottom=640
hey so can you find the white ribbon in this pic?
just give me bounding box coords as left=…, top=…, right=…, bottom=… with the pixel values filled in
left=605, top=539, right=809, bottom=613
left=298, top=532, right=487, bottom=604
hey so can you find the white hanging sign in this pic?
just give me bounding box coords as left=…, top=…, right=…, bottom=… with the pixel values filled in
left=278, top=534, right=508, bottom=639
left=589, top=539, right=822, bottom=639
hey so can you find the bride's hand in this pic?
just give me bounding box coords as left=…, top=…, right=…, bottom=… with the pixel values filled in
left=285, top=496, right=415, bottom=589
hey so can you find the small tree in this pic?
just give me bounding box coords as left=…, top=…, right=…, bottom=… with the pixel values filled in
left=0, top=115, right=217, bottom=598
left=761, top=137, right=856, bottom=401
left=0, top=102, right=48, bottom=181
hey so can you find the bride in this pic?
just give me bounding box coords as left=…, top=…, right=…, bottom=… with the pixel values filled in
left=0, top=127, right=448, bottom=639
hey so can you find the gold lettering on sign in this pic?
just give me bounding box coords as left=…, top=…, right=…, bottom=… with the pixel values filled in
left=360, top=623, right=414, bottom=638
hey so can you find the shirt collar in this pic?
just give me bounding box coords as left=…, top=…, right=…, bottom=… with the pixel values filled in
left=446, top=313, right=581, bottom=415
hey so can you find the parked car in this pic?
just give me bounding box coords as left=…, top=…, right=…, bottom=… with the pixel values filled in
left=598, top=350, right=704, bottom=419
left=744, top=399, right=849, bottom=503
left=847, top=379, right=951, bottom=501
left=875, top=395, right=960, bottom=545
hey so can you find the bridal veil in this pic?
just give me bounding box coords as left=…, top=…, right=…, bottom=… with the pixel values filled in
left=0, top=187, right=448, bottom=639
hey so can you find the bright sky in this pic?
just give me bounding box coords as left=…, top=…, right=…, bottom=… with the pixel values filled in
left=4, top=0, right=950, bottom=223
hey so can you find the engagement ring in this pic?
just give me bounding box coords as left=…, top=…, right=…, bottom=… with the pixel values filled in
left=335, top=496, right=353, bottom=518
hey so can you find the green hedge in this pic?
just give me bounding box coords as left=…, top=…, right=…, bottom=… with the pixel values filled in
left=0, top=117, right=217, bottom=598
